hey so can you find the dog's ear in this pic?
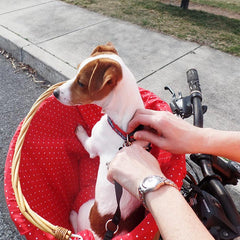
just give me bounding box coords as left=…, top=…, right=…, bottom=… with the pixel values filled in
left=88, top=59, right=122, bottom=95
left=91, top=42, right=118, bottom=56
left=77, top=63, right=81, bottom=69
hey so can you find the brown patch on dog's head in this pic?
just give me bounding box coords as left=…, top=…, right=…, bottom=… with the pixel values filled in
left=91, top=42, right=118, bottom=57
left=70, top=58, right=122, bottom=105
left=76, top=42, right=118, bottom=71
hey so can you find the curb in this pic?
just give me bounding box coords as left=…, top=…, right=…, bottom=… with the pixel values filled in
left=0, top=26, right=76, bottom=83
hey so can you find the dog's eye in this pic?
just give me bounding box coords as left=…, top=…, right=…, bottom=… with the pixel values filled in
left=78, top=81, right=85, bottom=88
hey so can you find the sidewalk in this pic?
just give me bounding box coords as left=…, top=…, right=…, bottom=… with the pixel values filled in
left=1, top=0, right=240, bottom=131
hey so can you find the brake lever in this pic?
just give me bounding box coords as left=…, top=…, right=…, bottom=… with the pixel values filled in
left=164, top=86, right=192, bottom=118
left=165, top=86, right=207, bottom=119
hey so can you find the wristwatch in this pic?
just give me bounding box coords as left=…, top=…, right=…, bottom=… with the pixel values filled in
left=138, top=175, right=178, bottom=209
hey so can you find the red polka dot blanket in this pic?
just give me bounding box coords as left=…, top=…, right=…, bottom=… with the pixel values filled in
left=4, top=88, right=186, bottom=240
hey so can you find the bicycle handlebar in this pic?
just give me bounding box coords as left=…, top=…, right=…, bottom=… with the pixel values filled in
left=213, top=156, right=240, bottom=181
left=187, top=69, right=203, bottom=127
left=186, top=69, right=240, bottom=231
left=187, top=69, right=202, bottom=94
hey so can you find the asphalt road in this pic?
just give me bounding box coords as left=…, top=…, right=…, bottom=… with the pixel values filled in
left=0, top=50, right=50, bottom=239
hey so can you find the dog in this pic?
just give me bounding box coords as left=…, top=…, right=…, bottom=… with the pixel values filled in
left=53, top=43, right=145, bottom=239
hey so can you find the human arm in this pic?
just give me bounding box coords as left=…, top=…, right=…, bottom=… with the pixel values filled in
left=107, top=144, right=214, bottom=240
left=128, top=109, right=240, bottom=162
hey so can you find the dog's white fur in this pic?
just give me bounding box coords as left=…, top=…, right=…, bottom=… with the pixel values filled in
left=56, top=52, right=144, bottom=239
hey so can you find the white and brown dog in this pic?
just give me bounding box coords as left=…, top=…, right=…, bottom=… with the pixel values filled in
left=54, top=43, right=145, bottom=239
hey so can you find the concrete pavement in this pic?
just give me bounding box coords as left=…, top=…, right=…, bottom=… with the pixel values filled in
left=1, top=0, right=240, bottom=130
left=1, top=0, right=240, bottom=131
left=0, top=0, right=240, bottom=237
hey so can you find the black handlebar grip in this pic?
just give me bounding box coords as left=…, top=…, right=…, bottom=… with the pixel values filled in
left=187, top=69, right=201, bottom=93
left=187, top=69, right=203, bottom=127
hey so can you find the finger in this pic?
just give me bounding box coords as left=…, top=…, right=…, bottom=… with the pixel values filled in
left=107, top=170, right=115, bottom=184
left=132, top=139, right=151, bottom=149
left=106, top=153, right=122, bottom=184
left=107, top=170, right=114, bottom=184
left=133, top=108, right=155, bottom=116
left=134, top=130, right=165, bottom=149
left=127, top=109, right=157, bottom=132
left=128, top=112, right=158, bottom=133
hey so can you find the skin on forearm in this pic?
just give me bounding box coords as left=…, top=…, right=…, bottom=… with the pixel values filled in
left=128, top=109, right=240, bottom=162
left=108, top=144, right=214, bottom=240
left=194, top=128, right=240, bottom=163
left=145, top=186, right=214, bottom=240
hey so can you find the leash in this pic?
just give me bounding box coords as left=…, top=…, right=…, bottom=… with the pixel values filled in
left=104, top=181, right=123, bottom=240
left=104, top=116, right=152, bottom=240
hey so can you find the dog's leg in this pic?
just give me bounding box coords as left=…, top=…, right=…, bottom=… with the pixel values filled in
left=70, top=210, right=78, bottom=233
left=75, top=125, right=97, bottom=158
left=77, top=199, right=94, bottom=232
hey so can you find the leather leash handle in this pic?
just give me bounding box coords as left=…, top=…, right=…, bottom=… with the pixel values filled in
left=104, top=181, right=123, bottom=240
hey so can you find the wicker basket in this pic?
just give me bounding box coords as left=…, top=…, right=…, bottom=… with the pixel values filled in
left=9, top=83, right=186, bottom=240
left=11, top=82, right=76, bottom=240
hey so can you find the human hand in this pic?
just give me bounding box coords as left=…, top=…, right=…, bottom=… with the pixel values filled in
left=128, top=109, right=203, bottom=154
left=107, top=143, right=164, bottom=199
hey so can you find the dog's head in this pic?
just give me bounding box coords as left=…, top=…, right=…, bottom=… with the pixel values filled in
left=53, top=43, right=123, bottom=106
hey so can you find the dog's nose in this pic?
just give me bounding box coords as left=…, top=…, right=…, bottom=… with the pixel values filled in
left=53, top=89, right=60, bottom=99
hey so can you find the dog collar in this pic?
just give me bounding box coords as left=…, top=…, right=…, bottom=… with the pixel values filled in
left=107, top=116, right=134, bottom=143
left=107, top=116, right=152, bottom=151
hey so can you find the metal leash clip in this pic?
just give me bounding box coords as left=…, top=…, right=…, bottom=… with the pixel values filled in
left=124, top=135, right=133, bottom=147
left=105, top=219, right=119, bottom=235
left=118, top=135, right=133, bottom=150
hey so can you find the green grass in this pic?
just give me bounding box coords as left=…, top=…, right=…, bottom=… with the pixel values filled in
left=62, top=0, right=240, bottom=56
left=191, top=0, right=240, bottom=14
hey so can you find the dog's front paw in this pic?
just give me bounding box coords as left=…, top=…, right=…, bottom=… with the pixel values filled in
left=75, top=125, right=97, bottom=158
left=76, top=124, right=86, bottom=134
left=75, top=125, right=88, bottom=143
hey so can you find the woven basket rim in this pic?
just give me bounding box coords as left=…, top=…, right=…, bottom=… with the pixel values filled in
left=11, top=81, right=75, bottom=240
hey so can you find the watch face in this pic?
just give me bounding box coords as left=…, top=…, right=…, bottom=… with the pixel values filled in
left=143, top=176, right=162, bottom=189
